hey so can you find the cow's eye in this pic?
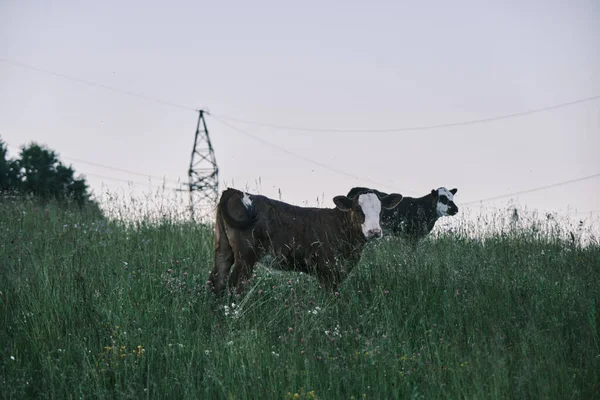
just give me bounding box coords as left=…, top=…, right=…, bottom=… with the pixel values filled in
left=439, top=196, right=449, bottom=205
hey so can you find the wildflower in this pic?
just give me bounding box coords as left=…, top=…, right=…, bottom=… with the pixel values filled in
left=184, top=272, right=188, bottom=278
left=334, top=291, right=340, bottom=296
left=384, top=290, right=390, bottom=295
left=227, top=341, right=234, bottom=346
left=10, top=356, right=15, bottom=361
left=204, top=350, right=211, bottom=356
left=167, top=268, right=173, bottom=274
left=308, top=306, right=321, bottom=315
left=289, top=327, right=294, bottom=333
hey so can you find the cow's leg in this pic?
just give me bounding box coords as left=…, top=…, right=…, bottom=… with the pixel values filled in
left=228, top=245, right=258, bottom=295
left=209, top=212, right=235, bottom=296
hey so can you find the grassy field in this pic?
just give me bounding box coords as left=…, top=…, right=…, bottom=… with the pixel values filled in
left=1, top=197, right=599, bottom=399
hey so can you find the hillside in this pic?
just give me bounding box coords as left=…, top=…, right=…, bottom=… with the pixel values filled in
left=1, top=198, right=599, bottom=399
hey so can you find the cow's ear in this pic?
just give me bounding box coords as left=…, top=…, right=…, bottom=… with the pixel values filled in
left=431, top=189, right=438, bottom=198
left=450, top=188, right=458, bottom=195
left=333, top=196, right=353, bottom=212
left=381, top=193, right=403, bottom=210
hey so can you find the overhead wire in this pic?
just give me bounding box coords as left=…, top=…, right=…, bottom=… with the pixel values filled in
left=2, top=58, right=599, bottom=203
left=3, top=57, right=598, bottom=133
left=0, top=58, right=198, bottom=112
left=1, top=139, right=185, bottom=190
left=209, top=115, right=397, bottom=191
left=209, top=95, right=600, bottom=133
left=60, top=155, right=183, bottom=185
left=82, top=172, right=184, bottom=191
left=463, top=172, right=600, bottom=205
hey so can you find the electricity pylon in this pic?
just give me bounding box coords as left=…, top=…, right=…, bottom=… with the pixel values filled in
left=187, top=110, right=218, bottom=220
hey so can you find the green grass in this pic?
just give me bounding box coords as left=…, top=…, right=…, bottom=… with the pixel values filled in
left=1, top=197, right=599, bottom=399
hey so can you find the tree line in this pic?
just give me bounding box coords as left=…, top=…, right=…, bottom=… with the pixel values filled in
left=1, top=137, right=92, bottom=206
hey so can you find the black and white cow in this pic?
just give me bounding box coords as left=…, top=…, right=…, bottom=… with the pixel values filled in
left=347, top=186, right=458, bottom=243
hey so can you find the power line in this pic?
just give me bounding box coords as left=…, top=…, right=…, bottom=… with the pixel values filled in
left=2, top=139, right=184, bottom=190
left=61, top=155, right=183, bottom=185
left=81, top=172, right=183, bottom=191
left=463, top=172, right=600, bottom=205
left=4, top=58, right=598, bottom=135
left=209, top=115, right=396, bottom=191
left=210, top=94, right=600, bottom=133
left=0, top=58, right=197, bottom=112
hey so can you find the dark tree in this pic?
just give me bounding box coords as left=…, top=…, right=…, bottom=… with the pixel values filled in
left=0, top=138, right=92, bottom=206
left=0, top=140, right=19, bottom=191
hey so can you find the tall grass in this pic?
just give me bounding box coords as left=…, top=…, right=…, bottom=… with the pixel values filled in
left=1, top=195, right=599, bottom=399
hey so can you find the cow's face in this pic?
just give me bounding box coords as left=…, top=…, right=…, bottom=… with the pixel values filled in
left=334, top=191, right=403, bottom=240
left=432, top=187, right=458, bottom=217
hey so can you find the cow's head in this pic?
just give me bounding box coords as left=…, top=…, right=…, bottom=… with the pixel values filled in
left=431, top=187, right=458, bottom=217
left=333, top=190, right=403, bottom=240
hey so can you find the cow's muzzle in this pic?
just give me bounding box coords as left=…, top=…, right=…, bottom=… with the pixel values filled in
left=367, top=228, right=383, bottom=239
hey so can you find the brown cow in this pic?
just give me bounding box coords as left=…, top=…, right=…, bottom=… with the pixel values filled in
left=209, top=188, right=403, bottom=295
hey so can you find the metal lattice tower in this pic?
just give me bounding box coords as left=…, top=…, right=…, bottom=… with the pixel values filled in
left=187, top=110, right=218, bottom=219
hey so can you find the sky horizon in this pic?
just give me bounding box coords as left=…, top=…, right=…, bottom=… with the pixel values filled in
left=1, top=0, right=599, bottom=218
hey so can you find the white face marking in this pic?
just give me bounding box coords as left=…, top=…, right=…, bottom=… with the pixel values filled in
left=358, top=193, right=383, bottom=238
left=242, top=193, right=253, bottom=209
left=436, top=187, right=454, bottom=217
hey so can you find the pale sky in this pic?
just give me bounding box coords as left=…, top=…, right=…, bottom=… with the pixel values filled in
left=1, top=0, right=599, bottom=218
